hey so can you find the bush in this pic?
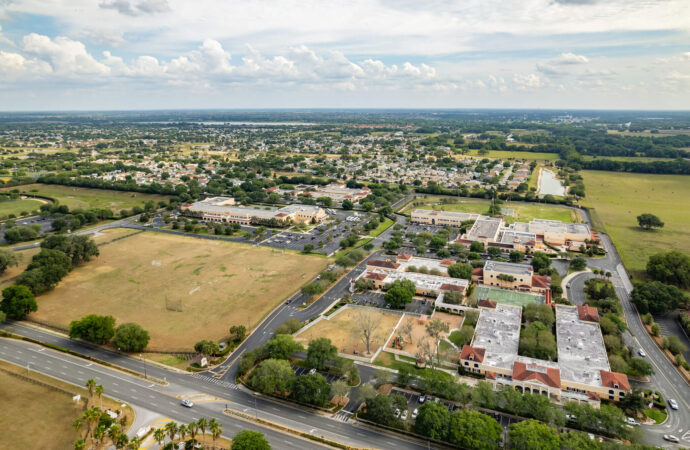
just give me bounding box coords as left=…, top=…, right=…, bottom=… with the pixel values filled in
left=663, top=335, right=688, bottom=355
left=112, top=323, right=150, bottom=352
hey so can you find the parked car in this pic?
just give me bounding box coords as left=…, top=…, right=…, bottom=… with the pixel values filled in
left=394, top=409, right=401, bottom=418
left=663, top=435, right=680, bottom=443
left=401, top=410, right=409, bottom=421
left=638, top=348, right=646, bottom=357
left=418, top=395, right=426, bottom=404
left=668, top=399, right=678, bottom=410
left=308, top=368, right=317, bottom=374
left=624, top=417, right=640, bottom=426
left=411, top=408, right=418, bottom=419
left=181, top=399, right=194, bottom=408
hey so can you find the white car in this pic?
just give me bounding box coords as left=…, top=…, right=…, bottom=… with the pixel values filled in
left=668, top=399, right=678, bottom=410
left=638, top=348, right=646, bottom=357
left=394, top=409, right=401, bottom=418
left=401, top=410, right=409, bottom=421
left=412, top=408, right=418, bottom=419
left=418, top=395, right=426, bottom=404
left=664, top=435, right=680, bottom=443
left=624, top=417, right=639, bottom=426
left=180, top=399, right=194, bottom=408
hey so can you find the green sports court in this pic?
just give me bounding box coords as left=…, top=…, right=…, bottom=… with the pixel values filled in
left=475, top=286, right=544, bottom=307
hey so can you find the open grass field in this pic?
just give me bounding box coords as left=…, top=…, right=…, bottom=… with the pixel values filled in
left=461, top=150, right=559, bottom=161
left=582, top=171, right=690, bottom=274
left=0, top=359, right=133, bottom=450
left=581, top=155, right=672, bottom=163
left=607, top=129, right=690, bottom=137
left=0, top=198, right=45, bottom=217
left=405, top=196, right=580, bottom=223
left=294, top=306, right=401, bottom=356
left=31, top=229, right=330, bottom=350
left=0, top=184, right=170, bottom=212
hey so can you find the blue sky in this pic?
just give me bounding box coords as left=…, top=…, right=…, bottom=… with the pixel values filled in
left=0, top=0, right=688, bottom=110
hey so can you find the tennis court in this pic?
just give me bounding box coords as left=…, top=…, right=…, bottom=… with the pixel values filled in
left=475, top=286, right=544, bottom=307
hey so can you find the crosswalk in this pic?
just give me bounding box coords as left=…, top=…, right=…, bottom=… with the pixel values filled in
left=332, top=410, right=353, bottom=422
left=190, top=373, right=238, bottom=390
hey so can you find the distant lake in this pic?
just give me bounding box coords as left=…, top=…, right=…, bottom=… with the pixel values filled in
left=538, top=169, right=566, bottom=196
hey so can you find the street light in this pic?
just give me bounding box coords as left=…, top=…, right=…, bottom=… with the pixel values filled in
left=139, top=354, right=147, bottom=379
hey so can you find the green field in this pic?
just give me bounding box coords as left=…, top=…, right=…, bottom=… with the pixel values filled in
left=461, top=150, right=559, bottom=161
left=582, top=171, right=690, bottom=274
left=0, top=184, right=170, bottom=212
left=475, top=286, right=545, bottom=307
left=0, top=198, right=45, bottom=217
left=582, top=155, right=672, bottom=163
left=406, top=196, right=580, bottom=223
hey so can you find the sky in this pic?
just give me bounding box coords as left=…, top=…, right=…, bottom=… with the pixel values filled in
left=0, top=0, right=689, bottom=111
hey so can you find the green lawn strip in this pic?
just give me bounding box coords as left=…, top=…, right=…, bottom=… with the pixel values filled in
left=369, top=218, right=394, bottom=237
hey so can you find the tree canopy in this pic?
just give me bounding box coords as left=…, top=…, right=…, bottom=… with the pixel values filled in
left=112, top=323, right=150, bottom=352
left=447, top=262, right=473, bottom=279
left=646, top=251, right=690, bottom=288
left=231, top=430, right=271, bottom=450
left=306, top=337, right=337, bottom=369
left=69, top=314, right=116, bottom=345
left=637, top=213, right=664, bottom=230
left=384, top=279, right=416, bottom=308
left=508, top=419, right=560, bottom=450
left=631, top=281, right=689, bottom=314
left=0, top=285, right=37, bottom=319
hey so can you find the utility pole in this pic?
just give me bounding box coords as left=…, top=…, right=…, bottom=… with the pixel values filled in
left=140, top=354, right=147, bottom=379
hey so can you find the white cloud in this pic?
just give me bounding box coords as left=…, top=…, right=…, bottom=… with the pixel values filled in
left=553, top=52, right=589, bottom=64
left=22, top=33, right=110, bottom=75
left=513, top=73, right=546, bottom=90
left=0, top=50, right=52, bottom=78
left=99, top=0, right=170, bottom=16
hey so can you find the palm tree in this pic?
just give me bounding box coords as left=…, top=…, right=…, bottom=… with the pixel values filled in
left=197, top=417, right=208, bottom=438
left=108, top=424, right=122, bottom=445
left=85, top=378, right=96, bottom=404
left=127, top=436, right=141, bottom=450
left=82, top=407, right=101, bottom=443
left=165, top=421, right=178, bottom=443
left=153, top=428, right=166, bottom=448
left=209, top=419, right=222, bottom=450
left=177, top=424, right=188, bottom=442
left=93, top=425, right=106, bottom=450
left=95, top=384, right=104, bottom=409
left=187, top=420, right=198, bottom=440
left=73, top=418, right=83, bottom=438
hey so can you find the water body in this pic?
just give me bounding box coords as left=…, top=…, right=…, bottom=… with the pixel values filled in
left=538, top=169, right=566, bottom=196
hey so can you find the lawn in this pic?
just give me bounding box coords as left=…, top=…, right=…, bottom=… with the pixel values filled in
left=369, top=218, right=394, bottom=237
left=0, top=359, right=133, bottom=450
left=475, top=286, right=545, bottom=307
left=31, top=229, right=330, bottom=350
left=405, top=196, right=579, bottom=223
left=294, top=306, right=401, bottom=356
left=581, top=171, right=690, bottom=274
left=0, top=198, right=45, bottom=217
left=0, top=183, right=170, bottom=212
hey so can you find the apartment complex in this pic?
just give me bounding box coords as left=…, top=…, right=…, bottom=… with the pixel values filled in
left=459, top=304, right=630, bottom=406
left=472, top=260, right=552, bottom=304
left=182, top=197, right=326, bottom=225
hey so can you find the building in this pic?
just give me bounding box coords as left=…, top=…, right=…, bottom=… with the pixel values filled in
left=410, top=209, right=481, bottom=227
left=472, top=261, right=552, bottom=304
left=459, top=304, right=630, bottom=406
left=512, top=219, right=593, bottom=250
left=268, top=182, right=371, bottom=204
left=182, top=197, right=326, bottom=225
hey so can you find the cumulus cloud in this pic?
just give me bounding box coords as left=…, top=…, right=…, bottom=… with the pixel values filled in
left=537, top=52, right=589, bottom=75
left=553, top=52, right=589, bottom=64
left=513, top=73, right=546, bottom=90
left=22, top=33, right=110, bottom=75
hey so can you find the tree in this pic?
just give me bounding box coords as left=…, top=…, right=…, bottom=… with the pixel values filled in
left=423, top=318, right=449, bottom=369
left=470, top=241, right=484, bottom=253
left=330, top=380, right=350, bottom=399
left=508, top=419, right=560, bottom=450
left=646, top=251, right=690, bottom=288
left=165, top=421, right=178, bottom=443
left=341, top=199, right=354, bottom=210
left=290, top=373, right=331, bottom=406
left=560, top=431, right=599, bottom=450
left=631, top=281, right=688, bottom=314
left=41, top=235, right=99, bottom=265
left=356, top=309, right=381, bottom=355
left=355, top=383, right=378, bottom=403
left=0, top=249, right=18, bottom=275
left=362, top=394, right=397, bottom=426
left=95, top=384, right=104, bottom=409
left=637, top=213, right=664, bottom=230
left=302, top=243, right=314, bottom=253
left=509, top=250, right=525, bottom=262
left=663, top=335, right=688, bottom=355
left=86, top=378, right=96, bottom=399
left=16, top=248, right=72, bottom=294
left=447, top=262, right=472, bottom=279
left=531, top=252, right=552, bottom=272
left=68, top=315, right=116, bottom=345
left=247, top=359, right=295, bottom=395
left=301, top=282, right=324, bottom=297
left=519, top=321, right=557, bottom=361
left=194, top=339, right=220, bottom=356
left=306, top=337, right=337, bottom=369
left=264, top=334, right=302, bottom=359
left=570, top=256, right=587, bottom=271
left=414, top=401, right=450, bottom=440
left=523, top=304, right=556, bottom=328
left=384, top=279, right=416, bottom=308
left=487, top=246, right=502, bottom=257
left=231, top=430, right=271, bottom=450
left=209, top=418, right=222, bottom=449
left=0, top=285, right=37, bottom=319
left=230, top=325, right=247, bottom=342
left=274, top=318, right=303, bottom=335
left=112, top=323, right=150, bottom=352
left=153, top=428, right=165, bottom=448
left=447, top=409, right=502, bottom=450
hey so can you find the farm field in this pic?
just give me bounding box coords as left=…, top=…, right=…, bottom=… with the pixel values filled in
left=461, top=150, right=559, bottom=161
left=294, top=306, right=401, bottom=356
left=0, top=198, right=45, bottom=217
left=31, top=229, right=330, bottom=350
left=0, top=360, right=133, bottom=450
left=0, top=183, right=170, bottom=212
left=582, top=171, right=690, bottom=274
left=404, top=196, right=580, bottom=223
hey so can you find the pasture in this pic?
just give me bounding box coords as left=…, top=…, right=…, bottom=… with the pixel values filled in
left=31, top=229, right=329, bottom=350
left=404, top=196, right=580, bottom=223
left=0, top=184, right=170, bottom=212
left=582, top=171, right=690, bottom=274
left=294, top=306, right=401, bottom=356
left=0, top=198, right=45, bottom=217
left=461, top=150, right=559, bottom=161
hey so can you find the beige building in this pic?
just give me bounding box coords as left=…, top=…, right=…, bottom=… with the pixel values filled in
left=182, top=197, right=326, bottom=225
left=472, top=261, right=552, bottom=304
left=410, top=209, right=481, bottom=227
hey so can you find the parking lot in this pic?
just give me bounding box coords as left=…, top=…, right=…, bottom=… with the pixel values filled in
left=261, top=210, right=372, bottom=255
left=292, top=364, right=343, bottom=384
left=390, top=387, right=520, bottom=428
left=403, top=223, right=460, bottom=241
